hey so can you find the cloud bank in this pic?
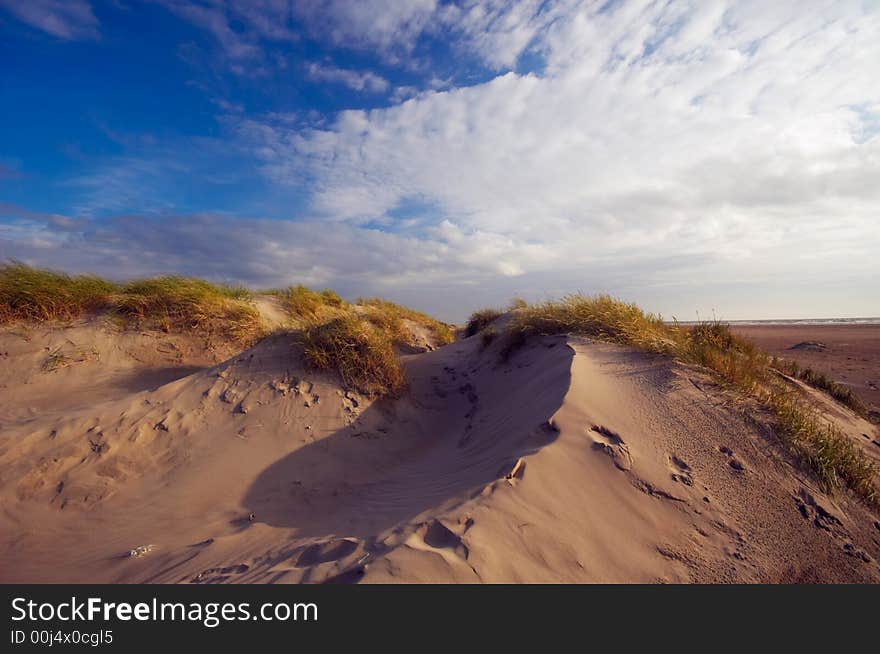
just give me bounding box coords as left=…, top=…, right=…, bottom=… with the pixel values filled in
left=1, top=0, right=878, bottom=320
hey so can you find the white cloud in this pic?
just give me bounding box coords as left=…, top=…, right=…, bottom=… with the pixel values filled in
left=306, top=62, right=390, bottom=94
left=4, top=1, right=879, bottom=320
left=225, top=0, right=879, bottom=318
left=0, top=0, right=99, bottom=40
left=294, top=0, right=438, bottom=57
left=158, top=0, right=301, bottom=61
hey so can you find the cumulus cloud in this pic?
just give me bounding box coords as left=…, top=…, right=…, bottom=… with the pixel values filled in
left=4, top=1, right=879, bottom=320
left=0, top=211, right=504, bottom=309
left=0, top=0, right=99, bottom=40
left=225, top=0, right=879, bottom=318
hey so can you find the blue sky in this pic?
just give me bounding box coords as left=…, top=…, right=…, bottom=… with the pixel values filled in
left=1, top=1, right=879, bottom=321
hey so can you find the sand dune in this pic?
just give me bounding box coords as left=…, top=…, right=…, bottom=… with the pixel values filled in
left=1, top=318, right=878, bottom=583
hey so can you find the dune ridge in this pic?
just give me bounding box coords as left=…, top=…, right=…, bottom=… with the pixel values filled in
left=1, top=310, right=878, bottom=583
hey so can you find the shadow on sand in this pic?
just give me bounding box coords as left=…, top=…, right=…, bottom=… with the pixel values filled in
left=241, top=343, right=574, bottom=546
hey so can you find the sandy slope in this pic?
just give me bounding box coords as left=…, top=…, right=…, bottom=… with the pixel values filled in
left=1, top=322, right=879, bottom=583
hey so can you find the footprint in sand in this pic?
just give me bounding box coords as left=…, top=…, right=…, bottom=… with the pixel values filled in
left=843, top=542, right=874, bottom=563
left=795, top=490, right=843, bottom=533
left=420, top=519, right=469, bottom=560
left=590, top=425, right=632, bottom=471
left=294, top=538, right=360, bottom=568
left=458, top=382, right=478, bottom=404
left=191, top=563, right=250, bottom=583
left=719, top=446, right=745, bottom=472
left=669, top=454, right=694, bottom=486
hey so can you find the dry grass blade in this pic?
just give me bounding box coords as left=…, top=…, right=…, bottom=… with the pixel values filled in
left=300, top=314, right=406, bottom=397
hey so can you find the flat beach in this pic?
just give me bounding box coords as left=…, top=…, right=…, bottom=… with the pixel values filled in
left=732, top=323, right=880, bottom=420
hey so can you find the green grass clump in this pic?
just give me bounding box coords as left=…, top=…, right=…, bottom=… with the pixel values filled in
left=274, top=285, right=348, bottom=321
left=300, top=314, right=406, bottom=397
left=2, top=263, right=459, bottom=398
left=487, top=294, right=877, bottom=504
left=464, top=308, right=504, bottom=337
left=683, top=321, right=767, bottom=394
left=770, top=394, right=876, bottom=503
left=114, top=276, right=262, bottom=342
left=0, top=262, right=262, bottom=344
left=296, top=296, right=452, bottom=395
left=500, top=294, right=676, bottom=353
left=357, top=298, right=455, bottom=347
left=0, top=261, right=116, bottom=322
left=770, top=357, right=866, bottom=416
left=42, top=348, right=69, bottom=372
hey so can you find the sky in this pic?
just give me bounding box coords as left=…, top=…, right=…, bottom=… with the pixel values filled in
left=1, top=0, right=878, bottom=322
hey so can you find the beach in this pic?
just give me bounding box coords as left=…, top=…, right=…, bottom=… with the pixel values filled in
left=731, top=323, right=880, bottom=421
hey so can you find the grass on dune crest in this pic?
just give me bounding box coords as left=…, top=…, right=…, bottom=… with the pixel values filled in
left=770, top=357, right=866, bottom=416
left=115, top=277, right=263, bottom=343
left=300, top=314, right=406, bottom=397
left=464, top=308, right=504, bottom=337
left=357, top=297, right=455, bottom=347
left=0, top=262, right=263, bottom=344
left=0, top=261, right=117, bottom=322
left=501, top=294, right=677, bottom=355
left=466, top=294, right=877, bottom=504
left=296, top=298, right=454, bottom=397
left=1, top=263, right=455, bottom=399
left=271, top=285, right=347, bottom=322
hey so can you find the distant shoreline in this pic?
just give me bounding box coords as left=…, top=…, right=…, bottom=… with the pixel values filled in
left=730, top=321, right=880, bottom=419
left=675, top=317, right=880, bottom=326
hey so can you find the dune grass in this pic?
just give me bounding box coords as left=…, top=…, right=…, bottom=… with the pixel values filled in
left=296, top=297, right=454, bottom=395
left=272, top=284, right=347, bottom=322
left=473, top=294, right=877, bottom=504
left=0, top=261, right=117, bottom=322
left=464, top=308, right=504, bottom=337
left=1, top=262, right=262, bottom=343
left=769, top=393, right=876, bottom=501
left=2, top=263, right=457, bottom=398
left=357, top=298, right=455, bottom=346
left=770, top=357, right=866, bottom=416
left=300, top=314, right=406, bottom=397
left=115, top=276, right=263, bottom=343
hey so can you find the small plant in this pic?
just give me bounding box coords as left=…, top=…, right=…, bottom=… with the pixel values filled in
left=41, top=346, right=99, bottom=372
left=464, top=308, right=504, bottom=337
left=357, top=298, right=455, bottom=346
left=300, top=314, right=406, bottom=397
left=770, top=394, right=876, bottom=502
left=770, top=357, right=866, bottom=416
left=42, top=348, right=69, bottom=372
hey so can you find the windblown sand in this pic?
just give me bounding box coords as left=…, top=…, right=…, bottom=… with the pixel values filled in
left=1, top=319, right=879, bottom=583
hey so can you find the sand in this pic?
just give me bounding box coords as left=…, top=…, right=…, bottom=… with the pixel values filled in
left=1, top=318, right=879, bottom=583
left=732, top=324, right=880, bottom=421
